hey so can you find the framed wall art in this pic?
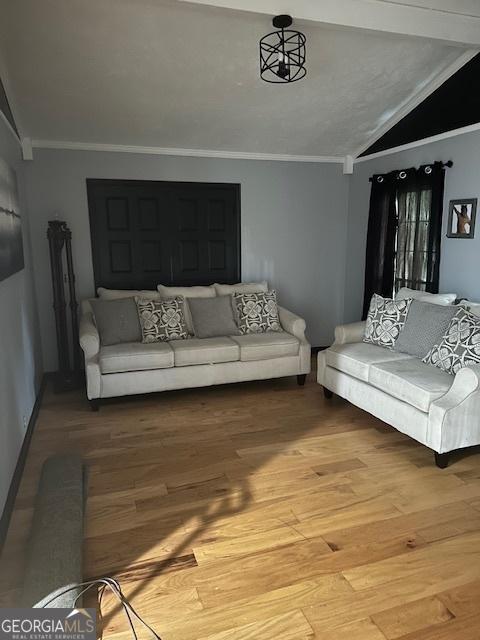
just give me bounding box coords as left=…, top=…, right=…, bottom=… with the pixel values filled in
left=447, top=198, right=477, bottom=239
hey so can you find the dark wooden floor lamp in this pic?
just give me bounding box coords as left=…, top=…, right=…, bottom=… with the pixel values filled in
left=47, top=220, right=82, bottom=392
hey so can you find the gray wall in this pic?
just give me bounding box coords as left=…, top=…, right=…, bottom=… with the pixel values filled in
left=25, top=150, right=350, bottom=371
left=0, top=120, right=42, bottom=515
left=345, top=129, right=480, bottom=322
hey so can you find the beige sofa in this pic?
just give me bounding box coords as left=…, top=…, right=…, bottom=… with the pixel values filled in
left=79, top=291, right=310, bottom=409
left=317, top=320, right=480, bottom=468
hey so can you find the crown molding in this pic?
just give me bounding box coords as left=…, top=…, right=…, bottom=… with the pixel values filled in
left=31, top=139, right=345, bottom=164
left=352, top=49, right=479, bottom=159
left=354, top=121, right=480, bottom=163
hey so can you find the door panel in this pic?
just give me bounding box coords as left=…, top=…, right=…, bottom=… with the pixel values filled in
left=87, top=179, right=240, bottom=290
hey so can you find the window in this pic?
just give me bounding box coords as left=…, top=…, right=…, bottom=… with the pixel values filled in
left=363, top=163, right=446, bottom=318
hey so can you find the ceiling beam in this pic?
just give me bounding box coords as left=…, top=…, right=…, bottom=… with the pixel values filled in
left=178, top=0, right=480, bottom=47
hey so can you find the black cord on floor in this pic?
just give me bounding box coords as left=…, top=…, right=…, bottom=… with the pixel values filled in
left=40, top=577, right=162, bottom=640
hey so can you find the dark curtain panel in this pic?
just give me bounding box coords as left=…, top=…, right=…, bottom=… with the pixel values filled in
left=362, top=173, right=398, bottom=319
left=395, top=162, right=445, bottom=293
left=362, top=162, right=446, bottom=318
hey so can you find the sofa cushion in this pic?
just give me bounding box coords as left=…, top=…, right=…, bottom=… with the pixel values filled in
left=157, top=284, right=216, bottom=299
left=170, top=337, right=239, bottom=366
left=97, top=287, right=160, bottom=301
left=188, top=296, right=240, bottom=338
left=213, top=281, right=268, bottom=296
left=394, top=300, right=457, bottom=359
left=369, top=358, right=453, bottom=412
left=100, top=342, right=174, bottom=373
left=326, top=342, right=413, bottom=382
left=231, top=332, right=299, bottom=362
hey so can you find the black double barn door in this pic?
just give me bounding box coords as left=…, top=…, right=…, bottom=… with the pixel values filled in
left=87, top=179, right=241, bottom=290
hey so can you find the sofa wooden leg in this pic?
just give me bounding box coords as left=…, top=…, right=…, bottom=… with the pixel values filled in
left=435, top=452, right=449, bottom=469
left=90, top=399, right=100, bottom=412
left=297, top=374, right=307, bottom=386
left=323, top=387, right=333, bottom=400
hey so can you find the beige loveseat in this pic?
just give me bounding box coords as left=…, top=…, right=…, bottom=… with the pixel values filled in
left=317, top=320, right=480, bottom=468
left=79, top=286, right=310, bottom=409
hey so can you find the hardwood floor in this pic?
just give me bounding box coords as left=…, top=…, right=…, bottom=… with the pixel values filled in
left=1, top=370, right=480, bottom=639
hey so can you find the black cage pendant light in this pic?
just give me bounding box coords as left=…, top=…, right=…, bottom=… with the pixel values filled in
left=260, top=15, right=306, bottom=83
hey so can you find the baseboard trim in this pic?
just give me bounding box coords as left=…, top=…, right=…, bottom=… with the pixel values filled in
left=0, top=374, right=47, bottom=553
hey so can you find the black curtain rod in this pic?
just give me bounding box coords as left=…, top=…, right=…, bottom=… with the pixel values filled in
left=369, top=160, right=453, bottom=182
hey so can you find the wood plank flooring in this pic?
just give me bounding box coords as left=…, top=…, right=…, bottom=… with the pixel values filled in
left=1, top=369, right=480, bottom=639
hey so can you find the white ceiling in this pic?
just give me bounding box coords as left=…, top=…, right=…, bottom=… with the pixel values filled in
left=0, top=0, right=478, bottom=160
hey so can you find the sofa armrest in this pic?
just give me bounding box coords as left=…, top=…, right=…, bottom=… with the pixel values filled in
left=79, top=311, right=100, bottom=359
left=278, top=306, right=307, bottom=342
left=428, top=365, right=480, bottom=453
left=434, top=365, right=480, bottom=409
left=334, top=321, right=366, bottom=345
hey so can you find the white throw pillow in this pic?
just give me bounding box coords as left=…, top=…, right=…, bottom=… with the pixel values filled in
left=157, top=284, right=216, bottom=333
left=157, top=284, right=216, bottom=299
left=97, top=287, right=160, bottom=301
left=396, top=287, right=456, bottom=306
left=213, top=281, right=268, bottom=296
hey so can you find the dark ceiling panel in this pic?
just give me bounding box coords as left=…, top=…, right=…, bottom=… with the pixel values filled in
left=361, top=53, right=480, bottom=157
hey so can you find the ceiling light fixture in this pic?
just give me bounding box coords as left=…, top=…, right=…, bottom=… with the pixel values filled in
left=259, top=15, right=306, bottom=84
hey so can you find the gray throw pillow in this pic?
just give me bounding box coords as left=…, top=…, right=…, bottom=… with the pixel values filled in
left=394, top=300, right=457, bottom=359
left=91, top=297, right=142, bottom=346
left=188, top=295, right=240, bottom=339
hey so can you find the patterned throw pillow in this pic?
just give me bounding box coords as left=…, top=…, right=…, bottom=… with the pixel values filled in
left=364, top=294, right=412, bottom=350
left=459, top=300, right=480, bottom=318
left=423, top=307, right=480, bottom=375
left=233, top=290, right=281, bottom=334
left=136, top=297, right=188, bottom=343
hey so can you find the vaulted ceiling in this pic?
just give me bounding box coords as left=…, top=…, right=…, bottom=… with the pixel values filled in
left=0, top=0, right=479, bottom=160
